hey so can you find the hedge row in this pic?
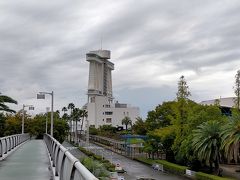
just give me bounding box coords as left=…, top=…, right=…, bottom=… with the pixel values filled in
left=134, top=157, right=155, bottom=165
left=155, top=160, right=187, bottom=175
left=78, top=146, right=115, bottom=172
left=135, top=157, right=236, bottom=180
left=134, top=157, right=187, bottom=175
left=196, top=172, right=235, bottom=180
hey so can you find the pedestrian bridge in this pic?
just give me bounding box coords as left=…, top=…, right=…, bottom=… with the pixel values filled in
left=0, top=134, right=98, bottom=180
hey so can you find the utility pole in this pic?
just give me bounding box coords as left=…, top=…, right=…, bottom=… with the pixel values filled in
left=37, top=91, right=54, bottom=136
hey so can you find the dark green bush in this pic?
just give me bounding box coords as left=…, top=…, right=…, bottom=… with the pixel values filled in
left=134, top=157, right=155, bottom=165
left=196, top=172, right=235, bottom=180
left=156, top=160, right=187, bottom=175
left=78, top=146, right=115, bottom=172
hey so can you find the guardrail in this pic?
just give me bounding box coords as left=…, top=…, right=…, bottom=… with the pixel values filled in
left=44, top=134, right=98, bottom=180
left=0, top=133, right=29, bottom=159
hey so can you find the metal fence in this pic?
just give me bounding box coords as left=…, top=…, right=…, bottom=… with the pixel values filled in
left=44, top=134, right=98, bottom=180
left=0, top=133, right=29, bottom=159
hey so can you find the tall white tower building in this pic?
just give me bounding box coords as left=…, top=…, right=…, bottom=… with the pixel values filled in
left=85, top=50, right=140, bottom=129
left=87, top=50, right=114, bottom=102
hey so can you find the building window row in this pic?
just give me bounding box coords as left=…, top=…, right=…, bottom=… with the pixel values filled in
left=105, top=111, right=113, bottom=115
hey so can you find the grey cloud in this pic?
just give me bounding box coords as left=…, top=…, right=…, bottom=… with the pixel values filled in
left=0, top=0, right=240, bottom=116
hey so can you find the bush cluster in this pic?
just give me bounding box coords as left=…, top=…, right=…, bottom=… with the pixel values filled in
left=196, top=172, right=235, bottom=180
left=78, top=147, right=115, bottom=172
left=156, top=160, right=187, bottom=175
left=135, top=157, right=236, bottom=180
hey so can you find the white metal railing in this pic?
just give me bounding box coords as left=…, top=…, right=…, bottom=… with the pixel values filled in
left=0, top=133, right=29, bottom=159
left=44, top=134, right=98, bottom=180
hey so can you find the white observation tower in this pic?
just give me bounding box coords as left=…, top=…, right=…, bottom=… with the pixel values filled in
left=86, top=50, right=114, bottom=102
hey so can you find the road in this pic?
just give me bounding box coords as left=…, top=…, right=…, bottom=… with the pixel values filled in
left=88, top=143, right=185, bottom=180
left=63, top=141, right=185, bottom=180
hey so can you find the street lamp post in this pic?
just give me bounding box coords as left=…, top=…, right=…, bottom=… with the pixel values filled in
left=22, top=104, right=34, bottom=134
left=37, top=91, right=54, bottom=137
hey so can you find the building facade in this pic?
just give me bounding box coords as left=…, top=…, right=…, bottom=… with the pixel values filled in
left=200, top=97, right=236, bottom=116
left=85, top=50, right=140, bottom=129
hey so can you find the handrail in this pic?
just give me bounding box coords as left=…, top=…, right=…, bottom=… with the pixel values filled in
left=0, top=133, right=29, bottom=159
left=44, top=134, right=98, bottom=180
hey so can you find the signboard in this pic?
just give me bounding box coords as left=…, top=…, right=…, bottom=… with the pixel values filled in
left=186, top=169, right=196, bottom=177
left=37, top=94, right=45, bottom=99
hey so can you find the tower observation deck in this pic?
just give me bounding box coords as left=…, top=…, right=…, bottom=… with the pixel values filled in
left=86, top=50, right=114, bottom=102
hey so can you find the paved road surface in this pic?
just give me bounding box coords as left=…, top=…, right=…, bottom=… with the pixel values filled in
left=0, top=140, right=52, bottom=180
left=89, top=143, right=185, bottom=180
left=63, top=141, right=185, bottom=180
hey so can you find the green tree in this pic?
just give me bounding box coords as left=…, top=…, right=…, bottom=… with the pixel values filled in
left=172, top=76, right=192, bottom=158
left=62, top=106, right=67, bottom=114
left=72, top=107, right=83, bottom=143
left=192, top=121, right=222, bottom=175
left=176, top=75, right=191, bottom=100
left=81, top=110, right=87, bottom=134
left=61, top=106, right=69, bottom=122
left=234, top=70, right=240, bottom=110
left=145, top=101, right=176, bottom=131
left=4, top=112, right=23, bottom=135
left=0, top=93, right=17, bottom=113
left=221, top=109, right=240, bottom=163
left=132, top=117, right=147, bottom=135
left=26, top=112, right=68, bottom=143
left=0, top=113, right=6, bottom=137
left=121, top=116, right=132, bottom=131
left=68, top=103, right=75, bottom=142
left=149, top=126, right=176, bottom=161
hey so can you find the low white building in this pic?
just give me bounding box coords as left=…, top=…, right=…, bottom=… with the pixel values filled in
left=200, top=97, right=236, bottom=108
left=200, top=97, right=236, bottom=116
left=87, top=96, right=139, bottom=128
left=84, top=49, right=140, bottom=129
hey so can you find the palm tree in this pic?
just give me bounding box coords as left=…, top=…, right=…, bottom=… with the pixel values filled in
left=121, top=116, right=132, bottom=131
left=61, top=106, right=68, bottom=121
left=81, top=110, right=88, bottom=136
left=68, top=103, right=75, bottom=142
left=0, top=93, right=17, bottom=113
left=221, top=111, right=240, bottom=164
left=72, top=108, right=83, bottom=144
left=192, top=121, right=222, bottom=175
left=62, top=107, right=67, bottom=116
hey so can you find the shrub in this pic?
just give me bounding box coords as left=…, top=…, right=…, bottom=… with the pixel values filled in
left=134, top=157, right=155, bottom=165
left=156, top=160, right=187, bottom=175
left=196, top=172, right=235, bottom=180
left=80, top=157, right=109, bottom=178
left=78, top=146, right=115, bottom=172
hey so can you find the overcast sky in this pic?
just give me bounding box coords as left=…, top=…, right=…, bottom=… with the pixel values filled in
left=0, top=0, right=240, bottom=117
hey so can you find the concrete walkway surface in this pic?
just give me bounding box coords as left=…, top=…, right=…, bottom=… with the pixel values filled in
left=0, top=140, right=52, bottom=180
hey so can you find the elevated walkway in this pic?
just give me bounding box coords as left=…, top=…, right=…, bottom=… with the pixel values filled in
left=0, top=140, right=52, bottom=180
